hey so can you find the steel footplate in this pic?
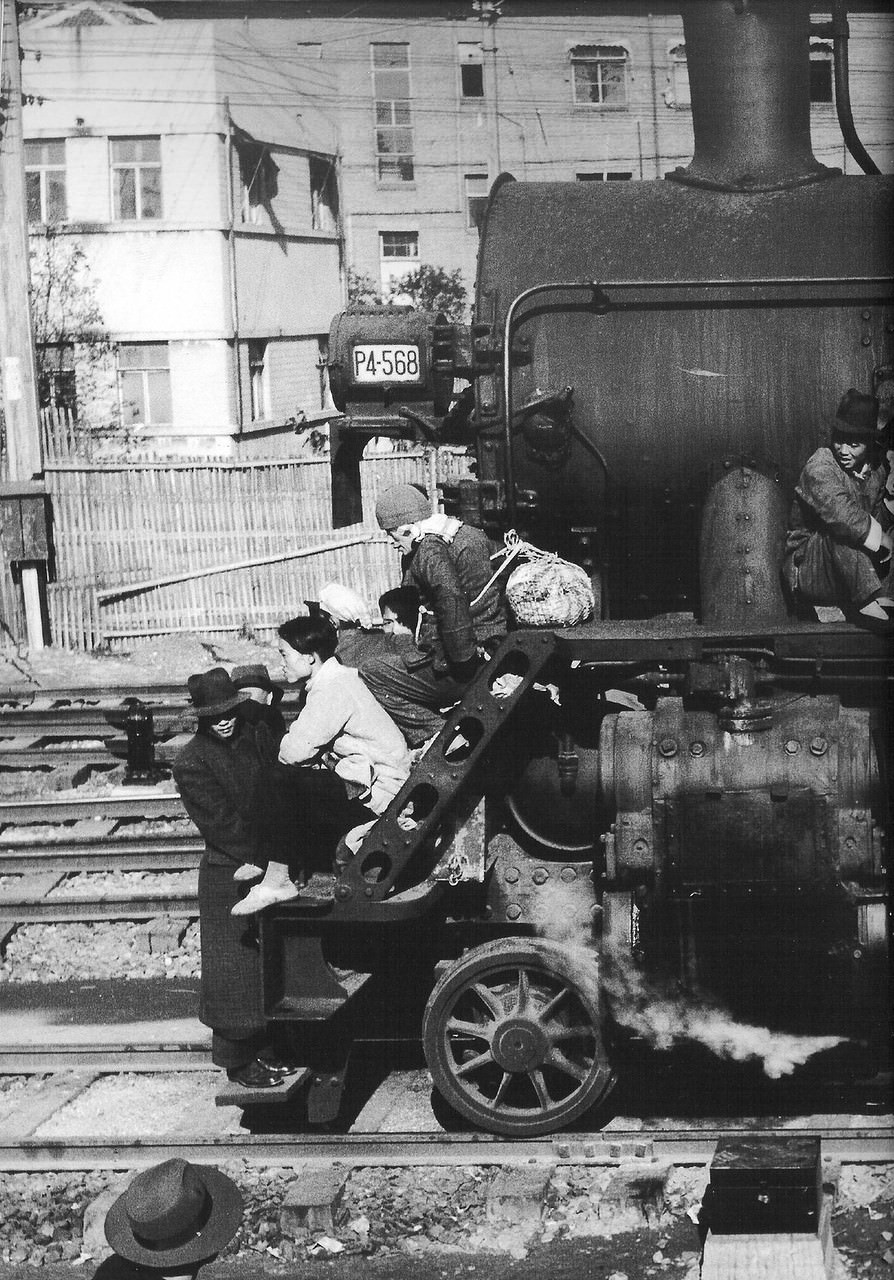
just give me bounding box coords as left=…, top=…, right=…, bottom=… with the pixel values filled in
left=329, top=631, right=557, bottom=919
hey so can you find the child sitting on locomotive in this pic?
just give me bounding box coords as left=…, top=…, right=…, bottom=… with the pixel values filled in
left=360, top=484, right=508, bottom=746
left=379, top=584, right=421, bottom=643
left=273, top=614, right=411, bottom=813
left=784, top=388, right=894, bottom=630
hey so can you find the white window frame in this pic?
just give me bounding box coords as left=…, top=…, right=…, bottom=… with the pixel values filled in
left=458, top=43, right=485, bottom=99
left=809, top=40, right=834, bottom=106
left=570, top=45, right=629, bottom=109
left=372, top=43, right=415, bottom=184
left=25, top=139, right=67, bottom=223
left=379, top=230, right=419, bottom=299
left=117, top=342, right=171, bottom=426
left=576, top=171, right=633, bottom=182
left=668, top=43, right=691, bottom=110
left=111, top=137, right=162, bottom=221
left=464, top=173, right=489, bottom=230
left=248, top=339, right=270, bottom=422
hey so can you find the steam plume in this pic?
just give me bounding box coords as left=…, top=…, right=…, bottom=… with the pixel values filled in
left=528, top=881, right=846, bottom=1079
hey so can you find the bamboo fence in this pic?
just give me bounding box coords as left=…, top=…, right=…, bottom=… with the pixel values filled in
left=42, top=444, right=473, bottom=650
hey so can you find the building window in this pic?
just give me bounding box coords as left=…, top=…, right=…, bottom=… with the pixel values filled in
left=233, top=131, right=279, bottom=226
left=117, top=343, right=171, bottom=425
left=576, top=171, right=633, bottom=182
left=37, top=345, right=76, bottom=412
left=667, top=44, right=691, bottom=109
left=570, top=45, right=628, bottom=108
left=248, top=340, right=269, bottom=421
left=111, top=137, right=161, bottom=220
left=458, top=43, right=484, bottom=98
left=25, top=139, right=67, bottom=223
left=465, top=174, right=489, bottom=230
left=372, top=44, right=414, bottom=183
left=310, top=155, right=339, bottom=232
left=379, top=230, right=418, bottom=297
left=810, top=40, right=833, bottom=104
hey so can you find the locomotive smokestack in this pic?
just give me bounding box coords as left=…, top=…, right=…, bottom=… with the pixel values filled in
left=671, top=0, right=835, bottom=191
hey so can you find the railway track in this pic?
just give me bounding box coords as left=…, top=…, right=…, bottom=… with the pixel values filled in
left=2, top=1117, right=891, bottom=1172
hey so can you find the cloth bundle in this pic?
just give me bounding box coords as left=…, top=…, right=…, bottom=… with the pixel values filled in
left=474, top=530, right=594, bottom=627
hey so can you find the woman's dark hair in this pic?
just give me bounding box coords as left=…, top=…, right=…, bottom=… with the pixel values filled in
left=378, top=585, right=421, bottom=630
left=277, top=615, right=338, bottom=661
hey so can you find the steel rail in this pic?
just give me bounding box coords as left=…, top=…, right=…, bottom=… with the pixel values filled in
left=0, top=793, right=187, bottom=823
left=0, top=836, right=202, bottom=875
left=2, top=892, right=198, bottom=923
left=0, top=1047, right=210, bottom=1072
left=2, top=1127, right=891, bottom=1173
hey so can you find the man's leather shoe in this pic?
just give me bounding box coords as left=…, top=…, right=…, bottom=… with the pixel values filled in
left=226, top=1058, right=282, bottom=1089
left=257, top=1051, right=300, bottom=1076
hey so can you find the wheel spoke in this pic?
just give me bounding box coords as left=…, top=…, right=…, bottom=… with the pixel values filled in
left=470, top=982, right=503, bottom=1019
left=514, top=966, right=531, bottom=1014
left=488, top=1071, right=513, bottom=1109
left=547, top=1047, right=590, bottom=1083
left=539, top=985, right=573, bottom=1021
left=550, top=1023, right=596, bottom=1043
left=446, top=1016, right=493, bottom=1041
left=529, top=1068, right=555, bottom=1110
left=454, top=1047, right=495, bottom=1077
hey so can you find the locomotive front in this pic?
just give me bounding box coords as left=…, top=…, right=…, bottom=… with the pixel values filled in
left=262, top=0, right=891, bottom=1138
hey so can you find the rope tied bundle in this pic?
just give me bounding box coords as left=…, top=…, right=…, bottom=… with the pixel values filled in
left=471, top=530, right=595, bottom=627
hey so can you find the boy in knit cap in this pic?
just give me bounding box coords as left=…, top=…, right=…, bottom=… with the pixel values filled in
left=784, top=388, right=893, bottom=630
left=360, top=483, right=507, bottom=745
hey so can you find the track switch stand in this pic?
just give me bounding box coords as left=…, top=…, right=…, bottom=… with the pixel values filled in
left=123, top=698, right=163, bottom=785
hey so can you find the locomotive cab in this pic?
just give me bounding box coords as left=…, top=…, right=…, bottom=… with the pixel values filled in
left=258, top=0, right=891, bottom=1137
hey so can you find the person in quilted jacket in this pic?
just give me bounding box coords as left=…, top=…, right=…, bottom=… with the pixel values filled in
left=360, top=484, right=507, bottom=745
left=784, top=388, right=893, bottom=631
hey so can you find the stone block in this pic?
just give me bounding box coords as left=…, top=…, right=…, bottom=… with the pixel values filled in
left=280, top=1163, right=349, bottom=1237
left=486, top=1164, right=554, bottom=1225
left=81, top=1178, right=130, bottom=1261
left=137, top=915, right=187, bottom=955
left=598, top=1162, right=672, bottom=1227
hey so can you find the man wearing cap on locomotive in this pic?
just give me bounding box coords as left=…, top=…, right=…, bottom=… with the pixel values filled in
left=172, top=669, right=298, bottom=1090
left=784, top=388, right=894, bottom=631
left=98, top=1157, right=241, bottom=1277
left=360, top=483, right=507, bottom=745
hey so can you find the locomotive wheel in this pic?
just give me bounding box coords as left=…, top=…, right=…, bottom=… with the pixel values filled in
left=422, top=937, right=614, bottom=1137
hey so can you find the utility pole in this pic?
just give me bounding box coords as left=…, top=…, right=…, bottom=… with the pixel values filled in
left=475, top=0, right=503, bottom=177
left=0, top=0, right=48, bottom=649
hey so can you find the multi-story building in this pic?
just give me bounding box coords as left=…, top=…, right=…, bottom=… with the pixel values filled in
left=21, top=0, right=343, bottom=450
left=21, top=0, right=894, bottom=446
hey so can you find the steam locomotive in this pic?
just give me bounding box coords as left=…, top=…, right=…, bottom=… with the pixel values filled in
left=260, top=0, right=891, bottom=1136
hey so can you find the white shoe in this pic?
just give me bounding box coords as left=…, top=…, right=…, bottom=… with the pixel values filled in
left=344, top=821, right=375, bottom=854
left=231, top=882, right=299, bottom=915
left=233, top=863, right=263, bottom=882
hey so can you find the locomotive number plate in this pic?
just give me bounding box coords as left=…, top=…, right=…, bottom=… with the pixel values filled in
left=352, top=344, right=422, bottom=383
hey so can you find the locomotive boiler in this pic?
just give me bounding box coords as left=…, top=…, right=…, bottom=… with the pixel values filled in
left=259, top=0, right=891, bottom=1137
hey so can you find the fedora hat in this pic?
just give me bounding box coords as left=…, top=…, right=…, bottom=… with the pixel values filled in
left=231, top=663, right=283, bottom=704
left=833, top=388, right=885, bottom=439
left=104, top=1159, right=243, bottom=1268
left=186, top=668, right=248, bottom=719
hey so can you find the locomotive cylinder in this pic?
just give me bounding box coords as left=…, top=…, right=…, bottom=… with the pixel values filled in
left=598, top=697, right=882, bottom=891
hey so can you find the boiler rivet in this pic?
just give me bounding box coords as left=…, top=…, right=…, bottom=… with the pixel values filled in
left=861, top=310, right=871, bottom=320
left=784, top=739, right=801, bottom=754
left=504, top=867, right=519, bottom=883
left=532, top=867, right=548, bottom=884
left=690, top=741, right=706, bottom=757
left=560, top=866, right=578, bottom=882
left=506, top=903, right=522, bottom=920
left=658, top=737, right=678, bottom=757
left=809, top=736, right=828, bottom=756
left=861, top=337, right=872, bottom=346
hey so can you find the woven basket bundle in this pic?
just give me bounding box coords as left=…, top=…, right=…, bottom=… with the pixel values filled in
left=506, top=557, right=595, bottom=627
